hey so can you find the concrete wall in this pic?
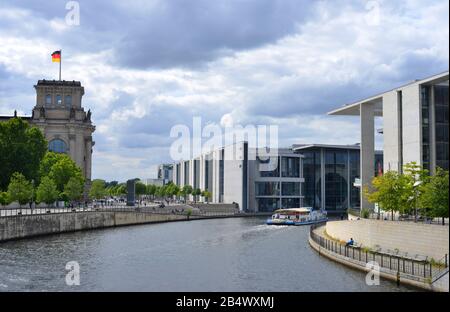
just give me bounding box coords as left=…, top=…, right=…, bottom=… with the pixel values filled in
left=383, top=91, right=402, bottom=172
left=401, top=83, right=422, bottom=166
left=0, top=212, right=187, bottom=242
left=326, top=219, right=448, bottom=260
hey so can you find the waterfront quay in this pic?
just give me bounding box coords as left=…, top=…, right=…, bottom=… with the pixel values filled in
left=0, top=204, right=269, bottom=242
left=309, top=220, right=449, bottom=292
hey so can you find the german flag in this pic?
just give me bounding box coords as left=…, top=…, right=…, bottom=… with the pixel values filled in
left=51, top=50, right=61, bottom=63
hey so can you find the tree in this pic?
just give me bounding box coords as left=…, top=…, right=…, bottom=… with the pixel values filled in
left=0, top=117, right=47, bottom=190
left=182, top=185, right=193, bottom=202
left=89, top=179, right=107, bottom=200
left=135, top=182, right=147, bottom=198
left=403, top=162, right=430, bottom=219
left=36, top=176, right=59, bottom=205
left=201, top=190, right=212, bottom=203
left=64, top=176, right=84, bottom=203
left=0, top=192, right=10, bottom=206
left=147, top=184, right=157, bottom=200
left=365, top=171, right=410, bottom=220
left=7, top=172, right=33, bottom=207
left=192, top=188, right=201, bottom=203
left=46, top=153, right=84, bottom=193
left=419, top=167, right=449, bottom=224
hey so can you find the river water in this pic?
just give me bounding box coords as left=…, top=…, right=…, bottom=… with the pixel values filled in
left=0, top=217, right=415, bottom=291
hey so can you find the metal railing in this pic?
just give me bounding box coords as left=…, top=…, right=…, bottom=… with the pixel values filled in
left=347, top=209, right=448, bottom=225
left=0, top=203, right=242, bottom=218
left=309, top=224, right=448, bottom=280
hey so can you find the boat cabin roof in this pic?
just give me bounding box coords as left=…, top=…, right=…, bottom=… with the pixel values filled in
left=273, top=208, right=312, bottom=214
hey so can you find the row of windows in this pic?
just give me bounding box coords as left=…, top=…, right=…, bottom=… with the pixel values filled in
left=256, top=198, right=302, bottom=212
left=258, top=156, right=300, bottom=178
left=255, top=182, right=301, bottom=196
left=45, top=94, right=72, bottom=106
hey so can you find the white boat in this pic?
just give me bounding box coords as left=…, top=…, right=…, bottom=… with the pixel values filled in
left=266, top=207, right=327, bottom=226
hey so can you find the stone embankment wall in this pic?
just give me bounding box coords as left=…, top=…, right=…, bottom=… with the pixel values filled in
left=326, top=220, right=449, bottom=260
left=0, top=212, right=187, bottom=242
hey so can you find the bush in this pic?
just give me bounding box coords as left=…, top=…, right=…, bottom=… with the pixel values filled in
left=361, top=208, right=370, bottom=219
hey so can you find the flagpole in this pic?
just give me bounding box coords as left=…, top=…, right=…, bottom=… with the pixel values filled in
left=59, top=49, right=62, bottom=81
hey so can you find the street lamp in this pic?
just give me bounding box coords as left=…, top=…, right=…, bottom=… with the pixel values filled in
left=413, top=180, right=422, bottom=222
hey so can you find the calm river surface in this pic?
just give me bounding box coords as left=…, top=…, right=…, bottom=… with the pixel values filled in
left=0, top=217, right=415, bottom=291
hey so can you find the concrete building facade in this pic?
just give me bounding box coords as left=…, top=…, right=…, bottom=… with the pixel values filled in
left=172, top=142, right=305, bottom=212
left=157, top=164, right=173, bottom=185
left=328, top=71, right=449, bottom=210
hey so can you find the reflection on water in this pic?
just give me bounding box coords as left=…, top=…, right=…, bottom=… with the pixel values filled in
left=0, top=217, right=416, bottom=291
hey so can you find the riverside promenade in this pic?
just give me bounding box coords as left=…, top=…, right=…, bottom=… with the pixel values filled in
left=309, top=221, right=449, bottom=292
left=0, top=205, right=270, bottom=242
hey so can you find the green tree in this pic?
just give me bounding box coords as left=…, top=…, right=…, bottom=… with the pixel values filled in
left=36, top=176, right=59, bottom=205
left=201, top=190, right=212, bottom=203
left=135, top=182, right=147, bottom=198
left=0, top=192, right=10, bottom=206
left=47, top=154, right=84, bottom=193
left=147, top=184, right=157, bottom=200
left=192, top=188, right=201, bottom=203
left=7, top=172, right=33, bottom=207
left=403, top=162, right=430, bottom=218
left=419, top=167, right=449, bottom=224
left=64, top=176, right=84, bottom=203
left=182, top=185, right=193, bottom=202
left=0, top=117, right=47, bottom=190
left=115, top=184, right=127, bottom=196
left=89, top=179, right=107, bottom=200
left=365, top=171, right=410, bottom=220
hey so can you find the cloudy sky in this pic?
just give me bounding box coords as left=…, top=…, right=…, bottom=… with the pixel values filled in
left=0, top=0, right=448, bottom=181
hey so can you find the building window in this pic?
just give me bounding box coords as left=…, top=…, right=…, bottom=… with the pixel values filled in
left=281, top=182, right=300, bottom=196
left=184, top=162, right=190, bottom=185
left=256, top=198, right=279, bottom=212
left=45, top=94, right=52, bottom=105
left=56, top=94, right=62, bottom=105
left=434, top=85, right=449, bottom=170
left=258, top=156, right=279, bottom=177
left=49, top=139, right=67, bottom=153
left=325, top=150, right=348, bottom=211
left=65, top=95, right=72, bottom=106
left=281, top=157, right=300, bottom=177
left=303, top=150, right=321, bottom=210
left=255, top=182, right=280, bottom=196
left=421, top=86, right=431, bottom=171
left=281, top=198, right=300, bottom=209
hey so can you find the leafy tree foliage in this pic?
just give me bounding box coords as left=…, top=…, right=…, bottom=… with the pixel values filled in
left=36, top=176, right=59, bottom=205
left=0, top=117, right=47, bottom=190
left=7, top=172, right=33, bottom=206
left=89, top=179, right=107, bottom=200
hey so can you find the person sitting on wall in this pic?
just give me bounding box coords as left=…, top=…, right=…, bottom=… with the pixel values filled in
left=345, top=238, right=354, bottom=247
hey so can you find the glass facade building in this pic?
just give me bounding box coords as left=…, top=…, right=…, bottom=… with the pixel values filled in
left=297, top=145, right=382, bottom=213
left=254, top=154, right=303, bottom=212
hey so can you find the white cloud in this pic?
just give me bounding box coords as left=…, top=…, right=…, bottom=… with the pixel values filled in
left=0, top=0, right=448, bottom=181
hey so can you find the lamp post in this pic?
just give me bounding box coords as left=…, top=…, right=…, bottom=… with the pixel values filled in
left=413, top=180, right=422, bottom=222
left=31, top=179, right=35, bottom=214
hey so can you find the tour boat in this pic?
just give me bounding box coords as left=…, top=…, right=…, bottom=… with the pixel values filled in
left=266, top=207, right=327, bottom=226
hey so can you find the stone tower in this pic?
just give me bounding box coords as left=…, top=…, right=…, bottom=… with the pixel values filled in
left=31, top=80, right=95, bottom=192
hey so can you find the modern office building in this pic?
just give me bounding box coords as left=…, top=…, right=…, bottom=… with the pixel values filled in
left=143, top=178, right=165, bottom=186
left=0, top=80, right=95, bottom=195
left=172, top=142, right=305, bottom=212
left=294, top=144, right=383, bottom=213
left=328, top=71, right=449, bottom=209
left=170, top=142, right=382, bottom=213
left=157, top=164, right=173, bottom=185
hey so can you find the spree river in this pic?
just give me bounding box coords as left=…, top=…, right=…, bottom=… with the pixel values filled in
left=0, top=217, right=415, bottom=292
